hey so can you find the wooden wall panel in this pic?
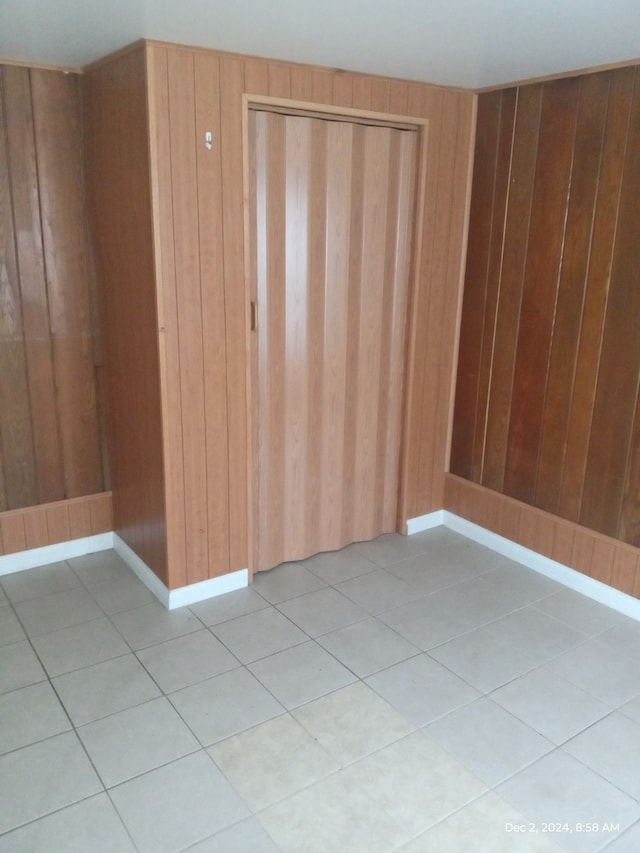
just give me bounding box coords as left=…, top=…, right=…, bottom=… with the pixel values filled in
left=89, top=40, right=474, bottom=585
left=83, top=49, right=167, bottom=581
left=0, top=65, right=107, bottom=517
left=0, top=492, right=112, bottom=556
left=445, top=473, right=640, bottom=597
left=451, top=64, right=640, bottom=559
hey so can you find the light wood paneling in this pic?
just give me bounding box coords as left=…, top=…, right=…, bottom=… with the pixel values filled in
left=0, top=65, right=106, bottom=515
left=250, top=110, right=417, bottom=571
left=445, top=473, right=640, bottom=597
left=0, top=492, right=112, bottom=556
left=87, top=40, right=475, bottom=586
left=83, top=48, right=168, bottom=582
left=451, top=64, right=640, bottom=552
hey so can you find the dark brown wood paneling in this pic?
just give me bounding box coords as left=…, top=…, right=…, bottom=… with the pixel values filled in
left=482, top=84, right=543, bottom=492
left=450, top=92, right=502, bottom=480
left=558, top=68, right=635, bottom=521
left=504, top=77, right=580, bottom=504
left=0, top=64, right=107, bottom=515
left=535, top=73, right=610, bottom=513
left=452, top=63, right=640, bottom=558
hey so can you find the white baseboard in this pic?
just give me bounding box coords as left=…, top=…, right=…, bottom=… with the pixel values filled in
left=0, top=532, right=114, bottom=577
left=406, top=510, right=445, bottom=535
left=407, top=510, right=640, bottom=622
left=112, top=535, right=248, bottom=610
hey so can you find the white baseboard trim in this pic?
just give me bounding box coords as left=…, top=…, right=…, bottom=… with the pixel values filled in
left=0, top=532, right=114, bottom=577
left=406, top=510, right=445, bottom=535
left=112, top=534, right=249, bottom=610
left=441, top=511, right=640, bottom=622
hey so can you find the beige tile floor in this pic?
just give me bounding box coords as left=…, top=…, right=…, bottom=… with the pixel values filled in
left=1, top=528, right=640, bottom=851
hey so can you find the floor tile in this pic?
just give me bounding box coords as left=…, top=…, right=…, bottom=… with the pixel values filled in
left=0, top=792, right=136, bottom=853
left=189, top=587, right=269, bottom=626
left=277, top=587, right=368, bottom=637
left=0, top=640, right=46, bottom=694
left=136, top=629, right=240, bottom=693
left=257, top=769, right=409, bottom=853
left=496, top=750, right=640, bottom=853
left=480, top=561, right=563, bottom=605
left=547, top=638, right=640, bottom=707
left=424, top=697, right=554, bottom=786
left=377, top=591, right=493, bottom=651
left=385, top=551, right=481, bottom=596
left=0, top=586, right=8, bottom=607
left=428, top=625, right=539, bottom=692
left=491, top=666, right=611, bottom=744
left=0, top=681, right=71, bottom=754
left=14, top=587, right=103, bottom=637
left=169, top=667, right=284, bottom=745
left=211, top=607, right=307, bottom=663
left=252, top=561, right=327, bottom=603
left=619, top=693, right=640, bottom=725
left=248, top=640, right=356, bottom=709
left=31, top=616, right=130, bottom=677
left=110, top=751, right=249, bottom=853
left=484, top=606, right=587, bottom=665
left=291, top=681, right=414, bottom=765
left=67, top=550, right=132, bottom=586
left=401, top=791, right=564, bottom=852
left=366, top=653, right=479, bottom=726
left=352, top=532, right=432, bottom=567
left=78, top=697, right=200, bottom=787
left=335, top=569, right=417, bottom=614
left=0, top=606, right=26, bottom=645
left=186, top=818, right=280, bottom=852
left=316, top=616, right=419, bottom=678
left=595, top=619, right=640, bottom=660
left=534, top=588, right=626, bottom=636
left=302, top=545, right=378, bottom=584
left=53, top=653, right=161, bottom=725
left=0, top=731, right=102, bottom=834
left=1, top=562, right=79, bottom=604
left=86, top=574, right=156, bottom=615
left=209, top=713, right=339, bottom=810
left=426, top=576, right=524, bottom=630
left=341, top=731, right=487, bottom=837
left=563, top=712, right=640, bottom=800
left=605, top=821, right=640, bottom=852
left=109, top=601, right=203, bottom=650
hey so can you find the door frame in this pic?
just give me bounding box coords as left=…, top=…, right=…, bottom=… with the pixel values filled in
left=241, top=95, right=430, bottom=576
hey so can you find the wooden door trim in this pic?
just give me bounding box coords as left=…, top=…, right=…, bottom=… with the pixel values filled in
left=242, top=95, right=430, bottom=575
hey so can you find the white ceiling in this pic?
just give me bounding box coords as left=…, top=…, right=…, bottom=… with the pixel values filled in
left=0, top=0, right=638, bottom=89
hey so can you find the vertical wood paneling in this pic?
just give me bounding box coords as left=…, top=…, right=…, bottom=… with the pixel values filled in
left=535, top=73, right=609, bottom=513
left=445, top=473, right=640, bottom=598
left=1, top=64, right=106, bottom=517
left=194, top=52, right=231, bottom=579
left=482, top=85, right=542, bottom=492
left=558, top=68, right=635, bottom=521
left=2, top=66, right=57, bottom=507
left=581, top=68, right=640, bottom=537
left=84, top=47, right=167, bottom=581
left=452, top=64, right=640, bottom=559
left=89, top=40, right=474, bottom=586
left=219, top=56, right=250, bottom=574
left=0, top=492, right=112, bottom=556
left=450, top=92, right=502, bottom=480
left=166, top=50, right=208, bottom=584
left=31, top=70, right=103, bottom=499
left=504, top=77, right=580, bottom=504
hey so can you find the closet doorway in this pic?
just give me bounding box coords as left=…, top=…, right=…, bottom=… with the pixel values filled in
left=248, top=106, right=419, bottom=573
